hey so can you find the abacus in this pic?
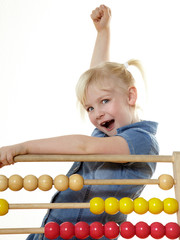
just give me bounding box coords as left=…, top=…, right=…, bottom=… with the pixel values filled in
left=0, top=152, right=180, bottom=239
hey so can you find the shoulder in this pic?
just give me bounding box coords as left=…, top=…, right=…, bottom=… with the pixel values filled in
left=116, top=121, right=159, bottom=155
left=117, top=121, right=158, bottom=135
left=91, top=121, right=159, bottom=155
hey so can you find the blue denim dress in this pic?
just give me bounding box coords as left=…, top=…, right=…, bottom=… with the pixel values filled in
left=27, top=121, right=159, bottom=240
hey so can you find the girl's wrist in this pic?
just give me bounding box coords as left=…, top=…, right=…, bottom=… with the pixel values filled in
left=98, top=27, right=110, bottom=34
left=18, top=142, right=29, bottom=155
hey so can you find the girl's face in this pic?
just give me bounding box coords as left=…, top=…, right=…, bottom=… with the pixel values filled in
left=85, top=79, right=137, bottom=136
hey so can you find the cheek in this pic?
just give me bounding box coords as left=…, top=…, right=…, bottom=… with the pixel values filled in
left=88, top=114, right=96, bottom=125
left=107, top=102, right=118, bottom=114
left=111, top=101, right=128, bottom=117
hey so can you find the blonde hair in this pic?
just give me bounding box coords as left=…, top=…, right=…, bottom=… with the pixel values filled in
left=76, top=59, right=146, bottom=116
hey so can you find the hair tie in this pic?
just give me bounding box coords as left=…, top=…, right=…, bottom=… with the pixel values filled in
left=124, top=62, right=129, bottom=69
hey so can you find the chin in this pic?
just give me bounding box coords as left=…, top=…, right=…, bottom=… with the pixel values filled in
left=106, top=130, right=117, bottom=137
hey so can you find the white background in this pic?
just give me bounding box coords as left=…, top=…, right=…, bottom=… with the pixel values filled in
left=0, top=0, right=180, bottom=239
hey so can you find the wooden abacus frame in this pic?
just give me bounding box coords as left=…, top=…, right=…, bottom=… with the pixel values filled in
left=14, top=152, right=180, bottom=223
left=0, top=152, right=180, bottom=238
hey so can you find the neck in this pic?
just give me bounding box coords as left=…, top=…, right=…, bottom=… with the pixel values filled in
left=130, top=108, right=140, bottom=124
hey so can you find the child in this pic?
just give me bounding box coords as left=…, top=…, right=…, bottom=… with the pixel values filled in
left=0, top=5, right=159, bottom=240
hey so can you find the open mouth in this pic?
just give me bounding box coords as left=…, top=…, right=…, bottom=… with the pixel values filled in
left=100, top=119, right=115, bottom=130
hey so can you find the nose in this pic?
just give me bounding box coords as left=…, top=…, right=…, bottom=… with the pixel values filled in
left=96, top=109, right=105, bottom=120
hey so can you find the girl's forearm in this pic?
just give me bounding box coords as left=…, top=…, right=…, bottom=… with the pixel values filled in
left=25, top=135, right=90, bottom=155
left=90, top=29, right=110, bottom=68
left=0, top=135, right=90, bottom=167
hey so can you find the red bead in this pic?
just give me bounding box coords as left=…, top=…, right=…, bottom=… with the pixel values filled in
left=60, top=222, right=74, bottom=239
left=135, top=221, right=150, bottom=239
left=165, top=222, right=180, bottom=239
left=104, top=221, right=119, bottom=239
left=75, top=221, right=90, bottom=239
left=44, top=222, right=60, bottom=240
left=150, top=222, right=165, bottom=239
left=90, top=222, right=104, bottom=239
left=120, top=221, right=135, bottom=239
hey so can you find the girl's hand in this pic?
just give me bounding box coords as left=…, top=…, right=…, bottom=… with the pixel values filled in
left=0, top=143, right=27, bottom=168
left=91, top=5, right=111, bottom=32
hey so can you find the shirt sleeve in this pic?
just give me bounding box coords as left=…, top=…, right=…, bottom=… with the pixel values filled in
left=116, top=128, right=159, bottom=155
left=116, top=127, right=159, bottom=176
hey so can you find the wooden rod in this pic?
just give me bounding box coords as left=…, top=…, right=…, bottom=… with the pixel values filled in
left=9, top=202, right=90, bottom=210
left=0, top=228, right=44, bottom=234
left=14, top=154, right=173, bottom=163
left=173, top=152, right=180, bottom=227
left=84, top=179, right=159, bottom=185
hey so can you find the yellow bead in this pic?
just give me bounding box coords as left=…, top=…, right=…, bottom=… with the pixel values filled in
left=119, top=197, right=134, bottom=214
left=158, top=174, right=174, bottom=190
left=105, top=197, right=119, bottom=215
left=54, top=175, right=69, bottom=191
left=0, top=175, right=8, bottom=191
left=38, top=175, right=53, bottom=191
left=69, top=174, right=84, bottom=191
left=0, top=199, right=9, bottom=216
left=23, top=175, right=38, bottom=191
left=163, top=198, right=178, bottom=214
left=9, top=175, right=23, bottom=191
left=148, top=198, right=163, bottom=214
left=90, top=197, right=105, bottom=215
left=134, top=197, right=148, bottom=214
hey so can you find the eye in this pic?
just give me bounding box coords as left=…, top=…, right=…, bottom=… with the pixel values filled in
left=87, top=106, right=94, bottom=112
left=102, top=99, right=109, bottom=104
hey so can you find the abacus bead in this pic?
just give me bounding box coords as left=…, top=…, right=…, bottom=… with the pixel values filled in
left=105, top=197, right=119, bottom=215
left=9, top=175, right=23, bottom=191
left=134, top=197, right=148, bottom=214
left=60, top=222, right=74, bottom=240
left=54, top=175, right=69, bottom=191
left=69, top=174, right=84, bottom=191
left=119, top=197, right=134, bottom=214
left=158, top=174, right=174, bottom=190
left=135, top=221, right=150, bottom=239
left=38, top=175, right=53, bottom=191
left=90, top=197, right=105, bottom=215
left=163, top=198, right=178, bottom=214
left=104, top=221, right=119, bottom=239
left=44, top=222, right=60, bottom=240
left=120, top=221, right=135, bottom=239
left=90, top=222, right=104, bottom=239
left=150, top=222, right=165, bottom=239
left=148, top=198, right=164, bottom=214
left=0, top=199, right=9, bottom=216
left=75, top=221, right=89, bottom=239
left=23, top=175, right=38, bottom=191
left=0, top=175, right=8, bottom=191
left=165, top=222, right=180, bottom=239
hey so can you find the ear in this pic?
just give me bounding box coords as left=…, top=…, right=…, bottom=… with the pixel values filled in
left=128, top=86, right=137, bottom=106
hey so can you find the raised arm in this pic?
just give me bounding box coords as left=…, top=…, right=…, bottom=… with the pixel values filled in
left=90, top=5, right=111, bottom=68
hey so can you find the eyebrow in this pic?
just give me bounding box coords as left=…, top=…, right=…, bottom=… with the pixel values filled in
left=84, top=89, right=113, bottom=108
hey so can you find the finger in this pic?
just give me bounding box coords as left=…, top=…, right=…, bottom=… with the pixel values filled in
left=99, top=5, right=111, bottom=17
left=0, top=157, right=9, bottom=166
left=91, top=7, right=101, bottom=21
left=0, top=151, right=12, bottom=166
left=6, top=153, right=14, bottom=165
left=0, top=162, right=7, bottom=168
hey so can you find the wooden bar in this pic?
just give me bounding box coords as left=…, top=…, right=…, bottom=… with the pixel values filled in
left=173, top=152, right=180, bottom=229
left=84, top=179, right=159, bottom=185
left=9, top=202, right=90, bottom=210
left=0, top=228, right=44, bottom=234
left=14, top=154, right=174, bottom=163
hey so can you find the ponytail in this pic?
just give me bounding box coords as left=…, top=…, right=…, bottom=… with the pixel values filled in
left=126, top=59, right=147, bottom=94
